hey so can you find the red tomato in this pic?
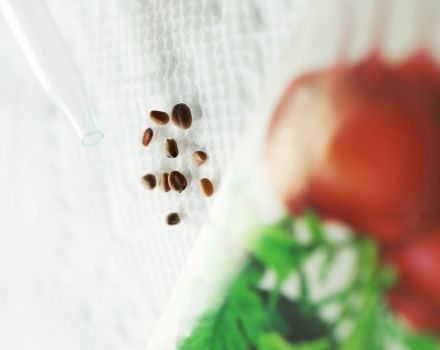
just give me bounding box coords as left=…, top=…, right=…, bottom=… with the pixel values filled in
left=266, top=52, right=440, bottom=245
left=387, top=284, right=440, bottom=336
left=385, top=230, right=440, bottom=308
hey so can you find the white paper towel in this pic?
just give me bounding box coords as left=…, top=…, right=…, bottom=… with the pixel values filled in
left=0, top=0, right=306, bottom=349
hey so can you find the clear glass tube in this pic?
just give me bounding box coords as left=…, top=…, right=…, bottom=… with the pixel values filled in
left=0, top=0, right=104, bottom=146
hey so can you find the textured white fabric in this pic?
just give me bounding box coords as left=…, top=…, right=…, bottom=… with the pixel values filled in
left=0, top=1, right=305, bottom=349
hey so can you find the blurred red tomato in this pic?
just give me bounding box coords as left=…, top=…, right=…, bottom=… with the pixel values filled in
left=385, top=230, right=440, bottom=309
left=266, top=52, right=440, bottom=335
left=267, top=52, right=440, bottom=245
left=387, top=284, right=440, bottom=336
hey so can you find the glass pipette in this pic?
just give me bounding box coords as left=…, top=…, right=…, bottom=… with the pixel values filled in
left=0, top=0, right=104, bottom=146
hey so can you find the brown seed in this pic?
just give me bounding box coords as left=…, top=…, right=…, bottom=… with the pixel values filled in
left=141, top=174, right=156, bottom=190
left=171, top=103, right=192, bottom=129
left=192, top=151, right=208, bottom=166
left=142, top=128, right=154, bottom=147
left=165, top=139, right=179, bottom=158
left=168, top=171, right=188, bottom=192
left=150, top=110, right=170, bottom=125
left=166, top=212, right=181, bottom=225
left=199, top=178, right=214, bottom=197
left=159, top=173, right=171, bottom=192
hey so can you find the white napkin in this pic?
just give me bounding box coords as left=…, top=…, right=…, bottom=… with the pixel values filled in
left=0, top=0, right=306, bottom=349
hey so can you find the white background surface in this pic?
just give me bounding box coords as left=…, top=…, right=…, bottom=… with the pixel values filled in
left=0, top=1, right=305, bottom=349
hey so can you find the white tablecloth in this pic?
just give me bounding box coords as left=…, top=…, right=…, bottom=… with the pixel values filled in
left=0, top=1, right=305, bottom=349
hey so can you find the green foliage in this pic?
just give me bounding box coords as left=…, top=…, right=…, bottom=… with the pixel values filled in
left=178, top=214, right=440, bottom=350
left=178, top=258, right=266, bottom=350
left=257, top=333, right=330, bottom=350
left=252, top=226, right=301, bottom=280
left=179, top=255, right=332, bottom=350
left=304, top=210, right=327, bottom=245
left=384, top=312, right=440, bottom=350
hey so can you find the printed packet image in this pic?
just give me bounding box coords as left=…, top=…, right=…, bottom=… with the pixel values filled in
left=149, top=1, right=440, bottom=349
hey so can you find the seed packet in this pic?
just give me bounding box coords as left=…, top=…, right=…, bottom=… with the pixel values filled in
left=148, top=1, right=440, bottom=349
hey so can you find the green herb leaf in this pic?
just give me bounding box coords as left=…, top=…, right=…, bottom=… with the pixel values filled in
left=179, top=255, right=331, bottom=350
left=384, top=313, right=440, bottom=350
left=178, top=214, right=440, bottom=350
left=304, top=210, right=327, bottom=245
left=258, top=333, right=330, bottom=350
left=251, top=226, right=299, bottom=280
left=179, top=258, right=267, bottom=350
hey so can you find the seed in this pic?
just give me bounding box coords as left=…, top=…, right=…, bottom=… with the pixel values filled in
left=199, top=178, right=214, bottom=197
left=171, top=103, right=192, bottom=129
left=165, top=139, right=179, bottom=158
left=169, top=171, right=188, bottom=192
left=150, top=110, right=170, bottom=125
left=142, top=128, right=154, bottom=147
left=159, top=173, right=171, bottom=192
left=166, top=212, right=181, bottom=225
left=192, top=151, right=208, bottom=166
left=141, top=174, right=156, bottom=190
